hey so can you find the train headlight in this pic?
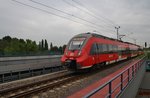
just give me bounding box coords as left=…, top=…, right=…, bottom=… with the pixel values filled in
left=65, top=51, right=68, bottom=56
left=78, top=51, right=81, bottom=56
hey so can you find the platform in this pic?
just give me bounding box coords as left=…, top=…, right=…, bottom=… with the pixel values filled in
left=136, top=60, right=150, bottom=98
left=68, top=57, right=145, bottom=98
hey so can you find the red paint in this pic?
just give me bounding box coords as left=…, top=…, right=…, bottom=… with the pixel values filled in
left=61, top=33, right=142, bottom=70
left=68, top=59, right=140, bottom=98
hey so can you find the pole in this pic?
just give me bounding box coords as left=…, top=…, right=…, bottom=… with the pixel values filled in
left=134, top=39, right=136, bottom=44
left=115, top=26, right=120, bottom=40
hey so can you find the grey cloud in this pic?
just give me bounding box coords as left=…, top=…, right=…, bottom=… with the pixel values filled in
left=0, top=0, right=150, bottom=46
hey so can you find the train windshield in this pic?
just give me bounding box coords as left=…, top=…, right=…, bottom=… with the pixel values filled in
left=68, top=37, right=86, bottom=50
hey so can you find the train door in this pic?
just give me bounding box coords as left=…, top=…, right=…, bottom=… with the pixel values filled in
left=93, top=43, right=99, bottom=64
left=95, top=43, right=99, bottom=64
left=118, top=46, right=122, bottom=61
left=90, top=43, right=99, bottom=65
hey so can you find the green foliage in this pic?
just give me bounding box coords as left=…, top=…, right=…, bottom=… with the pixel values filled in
left=41, top=39, right=44, bottom=50
left=45, top=39, right=48, bottom=50
left=145, top=42, right=147, bottom=48
left=0, top=36, right=66, bottom=57
left=49, top=42, right=66, bottom=54
left=0, top=36, right=38, bottom=56
left=50, top=42, right=53, bottom=51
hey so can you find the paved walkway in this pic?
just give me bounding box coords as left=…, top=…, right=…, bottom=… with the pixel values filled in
left=68, top=60, right=140, bottom=98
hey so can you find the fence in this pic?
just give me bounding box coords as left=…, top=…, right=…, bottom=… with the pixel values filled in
left=0, top=51, right=62, bottom=57
left=0, top=65, right=64, bottom=83
left=84, top=56, right=145, bottom=98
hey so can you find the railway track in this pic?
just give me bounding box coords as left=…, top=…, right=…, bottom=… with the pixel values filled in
left=0, top=65, right=65, bottom=84
left=0, top=70, right=73, bottom=97
left=0, top=56, right=143, bottom=98
left=6, top=75, right=77, bottom=98
left=0, top=71, right=89, bottom=98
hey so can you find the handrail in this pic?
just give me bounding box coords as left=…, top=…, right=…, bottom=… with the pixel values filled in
left=84, top=56, right=145, bottom=98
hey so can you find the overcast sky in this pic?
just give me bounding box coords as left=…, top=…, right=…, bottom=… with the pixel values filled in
left=0, top=0, right=150, bottom=47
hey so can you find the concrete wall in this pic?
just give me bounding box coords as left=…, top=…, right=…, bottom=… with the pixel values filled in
left=0, top=55, right=62, bottom=62
left=0, top=55, right=62, bottom=73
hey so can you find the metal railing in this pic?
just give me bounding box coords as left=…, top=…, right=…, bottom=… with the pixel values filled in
left=84, top=56, right=145, bottom=98
left=0, top=65, right=64, bottom=83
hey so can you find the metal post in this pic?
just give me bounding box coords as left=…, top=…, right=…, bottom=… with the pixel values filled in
left=128, top=68, right=130, bottom=82
left=31, top=70, right=33, bottom=76
left=135, top=64, right=137, bottom=73
left=121, top=74, right=123, bottom=90
left=42, top=67, right=45, bottom=74
left=2, top=74, right=4, bottom=83
left=29, top=68, right=33, bottom=76
left=109, top=82, right=112, bottom=98
left=133, top=39, right=136, bottom=44
left=18, top=71, right=20, bottom=79
left=10, top=71, right=12, bottom=81
left=115, top=26, right=120, bottom=40
left=51, top=67, right=53, bottom=72
left=132, top=66, right=134, bottom=77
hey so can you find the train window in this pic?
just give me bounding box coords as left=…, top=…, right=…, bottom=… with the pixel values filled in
left=108, top=45, right=113, bottom=51
left=112, top=45, right=114, bottom=51
left=98, top=44, right=103, bottom=53
left=111, top=45, right=113, bottom=51
left=113, top=45, right=118, bottom=51
left=122, top=47, right=125, bottom=51
left=118, top=46, right=122, bottom=51
left=68, top=37, right=85, bottom=50
left=116, top=46, right=118, bottom=51
left=102, top=44, right=108, bottom=52
left=113, top=45, right=115, bottom=51
left=90, top=43, right=97, bottom=55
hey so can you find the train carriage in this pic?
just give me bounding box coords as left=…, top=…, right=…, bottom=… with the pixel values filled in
left=61, top=33, right=142, bottom=71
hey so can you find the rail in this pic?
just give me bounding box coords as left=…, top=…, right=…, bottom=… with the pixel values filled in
left=84, top=56, right=145, bottom=98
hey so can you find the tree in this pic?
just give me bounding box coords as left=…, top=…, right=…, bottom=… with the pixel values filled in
left=0, top=39, right=4, bottom=56
left=59, top=46, right=63, bottom=53
left=0, top=36, right=41, bottom=56
left=52, top=46, right=59, bottom=51
left=62, top=45, right=66, bottom=53
left=2, top=36, right=11, bottom=42
left=50, top=42, right=53, bottom=51
left=145, top=42, right=147, bottom=48
left=19, top=39, right=26, bottom=52
left=25, top=39, right=38, bottom=52
left=38, top=41, right=42, bottom=50
left=45, top=39, right=48, bottom=50
left=41, top=39, right=44, bottom=50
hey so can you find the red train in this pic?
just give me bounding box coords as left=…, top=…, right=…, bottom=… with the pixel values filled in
left=61, top=33, right=143, bottom=71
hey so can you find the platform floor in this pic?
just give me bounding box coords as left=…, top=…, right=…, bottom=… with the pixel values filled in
left=136, top=72, right=150, bottom=98
left=68, top=59, right=141, bottom=98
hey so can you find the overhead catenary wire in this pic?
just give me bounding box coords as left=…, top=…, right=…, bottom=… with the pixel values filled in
left=63, top=0, right=111, bottom=28
left=30, top=0, right=117, bottom=35
left=62, top=0, right=119, bottom=37
left=62, top=0, right=117, bottom=34
left=64, top=0, right=116, bottom=28
left=65, top=0, right=140, bottom=45
left=29, top=0, right=115, bottom=32
left=63, top=0, right=113, bottom=27
left=12, top=0, right=115, bottom=37
left=11, top=0, right=103, bottom=32
left=71, top=0, right=118, bottom=27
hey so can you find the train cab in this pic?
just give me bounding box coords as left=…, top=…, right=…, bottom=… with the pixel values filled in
left=61, top=33, right=91, bottom=70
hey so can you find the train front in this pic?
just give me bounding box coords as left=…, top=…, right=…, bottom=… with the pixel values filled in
left=61, top=34, right=88, bottom=71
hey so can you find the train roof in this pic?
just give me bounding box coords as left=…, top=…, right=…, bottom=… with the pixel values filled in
left=75, top=32, right=140, bottom=47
